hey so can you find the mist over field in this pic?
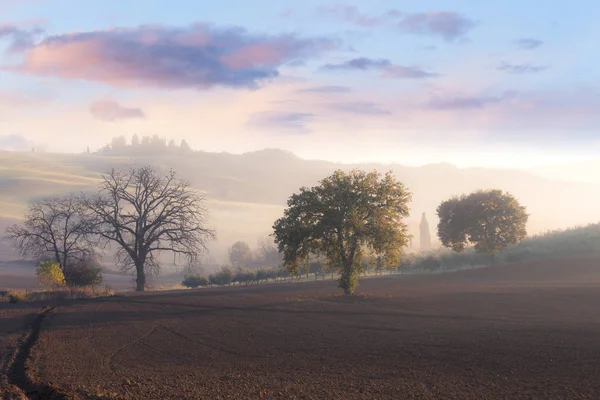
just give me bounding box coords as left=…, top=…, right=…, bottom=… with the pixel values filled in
left=1, top=145, right=599, bottom=270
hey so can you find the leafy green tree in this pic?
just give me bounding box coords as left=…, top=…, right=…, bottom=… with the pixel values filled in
left=273, top=169, right=412, bottom=295
left=437, top=189, right=529, bottom=261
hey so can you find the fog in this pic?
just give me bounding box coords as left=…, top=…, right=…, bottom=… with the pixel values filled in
left=1, top=143, right=600, bottom=268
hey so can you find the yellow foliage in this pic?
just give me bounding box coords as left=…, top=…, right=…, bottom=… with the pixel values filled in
left=36, top=261, right=66, bottom=289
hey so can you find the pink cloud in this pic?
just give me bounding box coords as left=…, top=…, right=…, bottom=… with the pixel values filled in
left=89, top=100, right=145, bottom=122
left=5, top=24, right=338, bottom=90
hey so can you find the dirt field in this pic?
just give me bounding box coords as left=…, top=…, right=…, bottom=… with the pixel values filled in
left=3, top=257, right=600, bottom=399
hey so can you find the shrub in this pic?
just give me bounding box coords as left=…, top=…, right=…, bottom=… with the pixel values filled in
left=416, top=256, right=442, bottom=273
left=66, top=256, right=104, bottom=287
left=182, top=275, right=208, bottom=288
left=8, top=291, right=28, bottom=303
left=37, top=262, right=66, bottom=289
left=398, top=254, right=416, bottom=273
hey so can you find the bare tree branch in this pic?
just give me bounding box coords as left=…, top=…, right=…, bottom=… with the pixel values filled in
left=84, top=166, right=216, bottom=291
left=4, top=194, right=99, bottom=278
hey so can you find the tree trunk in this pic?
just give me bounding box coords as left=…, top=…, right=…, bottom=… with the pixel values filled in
left=338, top=262, right=358, bottom=296
left=136, top=263, right=146, bottom=292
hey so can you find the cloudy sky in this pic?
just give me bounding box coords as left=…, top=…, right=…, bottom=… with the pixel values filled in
left=0, top=0, right=598, bottom=167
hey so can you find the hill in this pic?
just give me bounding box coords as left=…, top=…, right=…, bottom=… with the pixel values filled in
left=1, top=148, right=600, bottom=265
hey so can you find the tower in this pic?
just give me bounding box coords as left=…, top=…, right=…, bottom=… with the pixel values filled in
left=420, top=212, right=431, bottom=251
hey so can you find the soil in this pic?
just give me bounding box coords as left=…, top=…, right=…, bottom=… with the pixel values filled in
left=3, top=256, right=600, bottom=399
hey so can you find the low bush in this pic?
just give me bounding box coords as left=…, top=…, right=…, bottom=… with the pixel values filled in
left=3, top=285, right=114, bottom=303
left=182, top=275, right=208, bottom=288
left=65, top=256, right=104, bottom=287
left=8, top=291, right=28, bottom=303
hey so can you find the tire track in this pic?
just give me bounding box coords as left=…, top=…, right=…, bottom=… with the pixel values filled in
left=107, top=325, right=158, bottom=374
left=6, top=306, right=73, bottom=400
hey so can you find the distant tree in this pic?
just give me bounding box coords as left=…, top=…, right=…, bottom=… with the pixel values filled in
left=437, top=189, right=529, bottom=262
left=180, top=139, right=192, bottom=153
left=85, top=166, right=215, bottom=291
left=5, top=194, right=97, bottom=278
left=255, top=268, right=269, bottom=283
left=168, top=139, right=177, bottom=149
left=273, top=169, right=412, bottom=295
left=308, top=260, right=322, bottom=280
left=141, top=136, right=151, bottom=147
left=398, top=254, right=416, bottom=275
left=210, top=266, right=234, bottom=287
left=131, top=134, right=140, bottom=147
left=150, top=135, right=166, bottom=149
left=229, top=241, right=252, bottom=269
left=110, top=135, right=127, bottom=150
left=256, top=236, right=282, bottom=267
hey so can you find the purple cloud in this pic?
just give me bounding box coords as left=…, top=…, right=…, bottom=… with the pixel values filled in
left=424, top=91, right=518, bottom=110
left=330, top=101, right=391, bottom=115
left=297, top=85, right=352, bottom=93
left=319, top=5, right=383, bottom=27
left=322, top=57, right=391, bottom=71
left=396, top=12, right=476, bottom=42
left=89, top=100, right=145, bottom=122
left=247, top=111, right=315, bottom=134
left=383, top=65, right=440, bottom=79
left=515, top=38, right=543, bottom=50
left=5, top=23, right=339, bottom=90
left=497, top=63, right=549, bottom=74
left=0, top=23, right=42, bottom=52
left=320, top=7, right=475, bottom=42
left=321, top=57, right=438, bottom=79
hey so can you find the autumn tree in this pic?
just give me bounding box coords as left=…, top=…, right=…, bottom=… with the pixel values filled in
left=273, top=169, right=412, bottom=295
left=228, top=241, right=252, bottom=269
left=85, top=166, right=215, bottom=291
left=437, top=189, right=528, bottom=261
left=5, top=194, right=97, bottom=279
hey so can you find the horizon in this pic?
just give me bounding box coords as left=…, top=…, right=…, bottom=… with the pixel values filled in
left=1, top=140, right=599, bottom=173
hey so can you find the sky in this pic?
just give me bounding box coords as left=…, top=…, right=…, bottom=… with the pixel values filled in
left=0, top=0, right=599, bottom=168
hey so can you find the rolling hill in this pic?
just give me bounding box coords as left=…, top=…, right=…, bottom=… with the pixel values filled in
left=1, top=148, right=599, bottom=266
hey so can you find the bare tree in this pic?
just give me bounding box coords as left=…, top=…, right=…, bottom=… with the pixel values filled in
left=228, top=241, right=252, bottom=269
left=85, top=166, right=215, bottom=291
left=257, top=236, right=283, bottom=267
left=5, top=194, right=96, bottom=276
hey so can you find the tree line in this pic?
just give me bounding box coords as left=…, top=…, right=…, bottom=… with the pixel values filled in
left=97, top=135, right=193, bottom=155
left=5, top=166, right=528, bottom=294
